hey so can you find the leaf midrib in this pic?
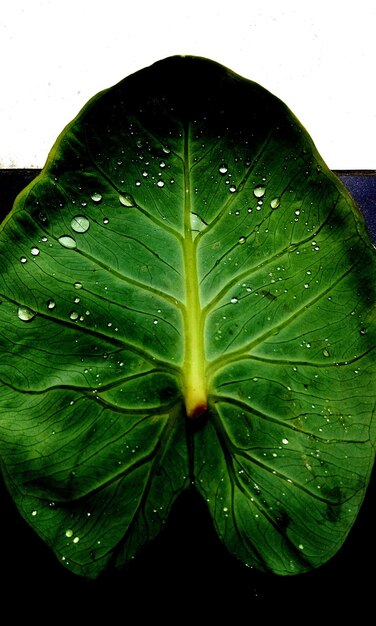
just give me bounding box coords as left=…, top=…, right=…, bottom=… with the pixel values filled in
left=182, top=123, right=207, bottom=418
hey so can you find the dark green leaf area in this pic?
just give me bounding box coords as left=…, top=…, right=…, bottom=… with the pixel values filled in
left=211, top=360, right=373, bottom=443
left=195, top=407, right=370, bottom=574
left=0, top=302, right=181, bottom=394
left=4, top=179, right=184, bottom=299
left=0, top=196, right=184, bottom=366
left=0, top=386, right=189, bottom=577
left=203, top=193, right=371, bottom=360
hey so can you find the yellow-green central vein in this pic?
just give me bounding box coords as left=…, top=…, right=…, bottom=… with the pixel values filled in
left=182, top=123, right=207, bottom=418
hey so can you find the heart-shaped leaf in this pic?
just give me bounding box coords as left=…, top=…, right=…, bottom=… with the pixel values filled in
left=0, top=56, right=375, bottom=577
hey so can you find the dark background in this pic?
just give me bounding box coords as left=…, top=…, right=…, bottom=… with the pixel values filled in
left=0, top=170, right=375, bottom=619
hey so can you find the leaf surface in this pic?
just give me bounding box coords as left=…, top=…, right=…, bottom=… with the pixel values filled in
left=0, top=56, right=375, bottom=576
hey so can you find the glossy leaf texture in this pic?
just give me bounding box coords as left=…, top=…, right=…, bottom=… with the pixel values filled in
left=0, top=56, right=375, bottom=577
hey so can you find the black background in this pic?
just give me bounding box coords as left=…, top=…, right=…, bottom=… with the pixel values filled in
left=0, top=170, right=375, bottom=620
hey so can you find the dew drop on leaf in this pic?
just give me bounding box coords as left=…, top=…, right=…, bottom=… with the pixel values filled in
left=20, top=256, right=27, bottom=264
left=119, top=194, right=135, bottom=207
left=238, top=236, right=246, bottom=244
left=270, top=197, right=280, bottom=209
left=253, top=186, right=265, bottom=198
left=47, top=299, right=56, bottom=310
left=91, top=192, right=102, bottom=202
left=190, top=212, right=207, bottom=232
left=17, top=306, right=37, bottom=322
left=31, top=247, right=40, bottom=256
left=69, top=311, right=79, bottom=321
left=230, top=297, right=239, bottom=304
left=65, top=529, right=73, bottom=538
left=219, top=164, right=228, bottom=175
left=74, top=282, right=83, bottom=289
left=58, top=235, right=77, bottom=249
left=157, top=180, right=165, bottom=188
left=71, top=215, right=90, bottom=233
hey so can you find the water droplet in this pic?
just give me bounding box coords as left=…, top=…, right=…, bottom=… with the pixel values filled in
left=74, top=282, right=83, bottom=289
left=58, top=235, right=77, bottom=249
left=119, top=194, right=135, bottom=207
left=153, top=319, right=158, bottom=325
left=47, top=299, right=56, bottom=310
left=91, top=192, right=102, bottom=203
left=162, top=145, right=171, bottom=154
left=157, top=180, right=165, bottom=188
left=230, top=297, right=239, bottom=304
left=69, top=311, right=79, bottom=321
left=304, top=283, right=310, bottom=289
left=229, top=185, right=236, bottom=193
left=323, top=349, right=330, bottom=357
left=298, top=544, right=304, bottom=550
left=190, top=212, right=207, bottom=232
left=18, top=306, right=37, bottom=322
left=253, top=186, right=265, bottom=198
left=20, top=256, right=27, bottom=264
left=103, top=217, right=109, bottom=224
left=295, top=209, right=300, bottom=216
left=238, top=236, right=246, bottom=245
left=219, top=164, right=228, bottom=175
left=282, top=438, right=289, bottom=445
left=31, top=510, right=38, bottom=516
left=65, top=529, right=73, bottom=538
left=360, top=327, right=367, bottom=335
left=31, top=247, right=40, bottom=256
left=270, top=197, right=280, bottom=209
left=71, top=215, right=90, bottom=233
left=73, top=536, right=80, bottom=544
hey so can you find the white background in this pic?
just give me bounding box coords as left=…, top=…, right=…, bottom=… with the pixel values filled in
left=1, top=0, right=375, bottom=169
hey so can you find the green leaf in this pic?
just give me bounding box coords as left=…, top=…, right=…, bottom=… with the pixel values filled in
left=0, top=55, right=375, bottom=577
